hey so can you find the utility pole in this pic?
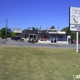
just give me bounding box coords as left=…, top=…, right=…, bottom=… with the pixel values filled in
left=6, top=19, right=7, bottom=41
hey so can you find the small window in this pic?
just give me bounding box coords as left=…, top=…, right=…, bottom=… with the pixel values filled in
left=40, top=35, right=47, bottom=41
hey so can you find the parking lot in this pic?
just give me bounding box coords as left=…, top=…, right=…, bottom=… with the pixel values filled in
left=0, top=39, right=77, bottom=49
left=0, top=38, right=79, bottom=49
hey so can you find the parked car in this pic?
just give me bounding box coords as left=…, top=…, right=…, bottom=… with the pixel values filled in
left=11, top=37, right=24, bottom=42
left=11, top=37, right=16, bottom=40
left=71, top=39, right=76, bottom=43
left=72, top=40, right=80, bottom=44
left=78, top=40, right=80, bottom=44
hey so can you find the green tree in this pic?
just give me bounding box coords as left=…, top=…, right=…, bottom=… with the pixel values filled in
left=1, top=28, right=6, bottom=38
left=0, top=27, right=11, bottom=38
left=61, top=27, right=71, bottom=34
left=61, top=26, right=76, bottom=39
left=11, top=32, right=20, bottom=37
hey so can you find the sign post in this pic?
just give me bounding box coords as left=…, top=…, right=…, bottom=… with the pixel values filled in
left=70, top=7, right=80, bottom=53
left=76, top=32, right=79, bottom=53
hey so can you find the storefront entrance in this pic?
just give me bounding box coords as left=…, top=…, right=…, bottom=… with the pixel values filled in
left=50, top=35, right=57, bottom=43
left=51, top=37, right=57, bottom=43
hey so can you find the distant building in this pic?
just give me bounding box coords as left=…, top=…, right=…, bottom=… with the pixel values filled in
left=19, top=29, right=71, bottom=44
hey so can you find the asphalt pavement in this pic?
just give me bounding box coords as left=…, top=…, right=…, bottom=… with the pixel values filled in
left=0, top=39, right=79, bottom=49
left=3, top=39, right=78, bottom=49
left=0, top=39, right=6, bottom=44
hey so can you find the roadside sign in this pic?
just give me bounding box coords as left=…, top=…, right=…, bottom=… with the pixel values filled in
left=69, top=7, right=80, bottom=53
left=70, top=7, right=80, bottom=31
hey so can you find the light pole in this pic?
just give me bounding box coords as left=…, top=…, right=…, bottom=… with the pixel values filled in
left=6, top=19, right=7, bottom=41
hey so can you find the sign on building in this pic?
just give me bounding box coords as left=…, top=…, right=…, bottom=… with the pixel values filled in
left=70, top=7, right=80, bottom=31
left=13, top=28, right=22, bottom=33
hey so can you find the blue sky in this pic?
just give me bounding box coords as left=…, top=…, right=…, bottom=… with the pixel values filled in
left=0, top=0, right=80, bottom=30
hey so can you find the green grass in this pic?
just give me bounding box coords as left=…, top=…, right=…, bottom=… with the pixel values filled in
left=0, top=47, right=80, bottom=80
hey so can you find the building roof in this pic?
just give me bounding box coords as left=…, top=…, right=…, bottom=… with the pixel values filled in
left=19, top=29, right=67, bottom=37
left=19, top=29, right=38, bottom=37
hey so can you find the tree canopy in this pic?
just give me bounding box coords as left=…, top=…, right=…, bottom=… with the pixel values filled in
left=61, top=26, right=76, bottom=39
left=0, top=27, right=11, bottom=38
left=61, top=27, right=71, bottom=34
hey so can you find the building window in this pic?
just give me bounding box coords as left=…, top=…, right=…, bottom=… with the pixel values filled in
left=57, top=35, right=67, bottom=41
left=40, top=35, right=47, bottom=41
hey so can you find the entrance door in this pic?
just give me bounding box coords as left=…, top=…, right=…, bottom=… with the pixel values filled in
left=54, top=37, right=57, bottom=43
left=29, top=34, right=35, bottom=42
left=51, top=36, right=57, bottom=43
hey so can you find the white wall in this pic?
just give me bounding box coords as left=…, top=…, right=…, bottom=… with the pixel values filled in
left=57, top=41, right=68, bottom=44
left=38, top=35, right=70, bottom=44
left=38, top=40, right=68, bottom=44
left=38, top=40, right=51, bottom=44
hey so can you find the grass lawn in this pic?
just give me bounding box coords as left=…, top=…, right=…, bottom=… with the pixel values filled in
left=0, top=47, right=80, bottom=80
